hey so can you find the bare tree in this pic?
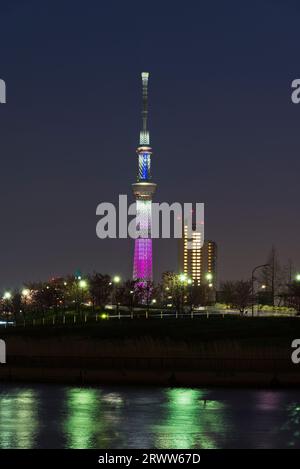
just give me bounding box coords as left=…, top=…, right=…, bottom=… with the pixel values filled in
left=259, top=246, right=284, bottom=306
left=220, top=280, right=252, bottom=313
left=219, top=281, right=236, bottom=308
left=286, top=281, right=300, bottom=314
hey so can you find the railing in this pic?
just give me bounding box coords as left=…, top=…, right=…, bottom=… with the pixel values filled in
left=0, top=308, right=297, bottom=328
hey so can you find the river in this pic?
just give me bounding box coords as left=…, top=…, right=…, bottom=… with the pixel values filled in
left=0, top=384, right=299, bottom=448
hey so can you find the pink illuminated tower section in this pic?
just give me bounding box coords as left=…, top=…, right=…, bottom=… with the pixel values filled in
left=132, top=72, right=156, bottom=283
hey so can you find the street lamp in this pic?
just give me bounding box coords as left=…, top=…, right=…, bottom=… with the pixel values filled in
left=21, top=289, right=30, bottom=323
left=251, top=264, right=270, bottom=317
left=2, top=292, right=12, bottom=322
left=3, top=292, right=11, bottom=300
left=295, top=273, right=300, bottom=282
left=179, top=273, right=186, bottom=283
left=113, top=276, right=121, bottom=315
left=79, top=279, right=87, bottom=289
left=205, top=273, right=213, bottom=282
left=76, top=278, right=88, bottom=317
left=178, top=274, right=188, bottom=314
left=186, top=278, right=193, bottom=313
left=129, top=290, right=135, bottom=317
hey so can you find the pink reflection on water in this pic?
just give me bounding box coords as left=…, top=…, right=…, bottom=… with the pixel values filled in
left=256, top=391, right=282, bottom=411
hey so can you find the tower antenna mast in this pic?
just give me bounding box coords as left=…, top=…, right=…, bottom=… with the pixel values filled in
left=140, top=72, right=150, bottom=145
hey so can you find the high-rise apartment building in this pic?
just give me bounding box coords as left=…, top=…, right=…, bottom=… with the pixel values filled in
left=179, top=226, right=217, bottom=286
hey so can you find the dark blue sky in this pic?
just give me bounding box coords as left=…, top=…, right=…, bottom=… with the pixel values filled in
left=0, top=0, right=300, bottom=288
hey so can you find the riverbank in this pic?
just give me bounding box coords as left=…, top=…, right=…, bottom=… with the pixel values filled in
left=0, top=317, right=299, bottom=387
left=1, top=365, right=300, bottom=387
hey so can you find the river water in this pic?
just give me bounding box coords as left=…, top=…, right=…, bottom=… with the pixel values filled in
left=0, top=384, right=299, bottom=449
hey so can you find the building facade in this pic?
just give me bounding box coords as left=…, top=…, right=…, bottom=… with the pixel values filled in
left=179, top=227, right=217, bottom=287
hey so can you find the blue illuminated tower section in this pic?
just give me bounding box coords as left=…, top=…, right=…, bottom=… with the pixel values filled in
left=132, top=72, right=156, bottom=283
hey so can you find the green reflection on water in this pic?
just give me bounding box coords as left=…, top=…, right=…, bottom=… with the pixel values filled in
left=154, top=388, right=227, bottom=449
left=64, top=388, right=100, bottom=448
left=64, top=388, right=124, bottom=449
left=281, top=402, right=300, bottom=448
left=0, top=389, right=38, bottom=448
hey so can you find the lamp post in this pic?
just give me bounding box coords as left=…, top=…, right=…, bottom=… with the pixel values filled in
left=178, top=274, right=187, bottom=315
left=2, top=292, right=12, bottom=323
left=178, top=274, right=192, bottom=314
left=251, top=264, right=270, bottom=317
left=78, top=279, right=88, bottom=319
left=186, top=278, right=193, bottom=313
left=205, top=272, right=214, bottom=304
left=113, top=275, right=121, bottom=316
left=21, top=288, right=30, bottom=323
left=205, top=272, right=213, bottom=282
left=130, top=290, right=134, bottom=318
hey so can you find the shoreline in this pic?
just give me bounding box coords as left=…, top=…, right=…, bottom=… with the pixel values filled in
left=1, top=317, right=300, bottom=388
left=1, top=365, right=300, bottom=388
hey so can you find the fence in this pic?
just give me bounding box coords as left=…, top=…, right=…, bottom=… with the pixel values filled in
left=0, top=307, right=297, bottom=328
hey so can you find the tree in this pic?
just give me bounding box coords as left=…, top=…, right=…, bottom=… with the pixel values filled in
left=286, top=281, right=300, bottom=314
left=219, top=281, right=236, bottom=308
left=220, top=280, right=252, bottom=313
left=188, top=285, right=211, bottom=308
left=234, top=280, right=252, bottom=313
left=89, top=273, right=111, bottom=310
left=134, top=281, right=154, bottom=309
left=11, top=291, right=23, bottom=323
left=32, top=283, right=57, bottom=315
left=115, top=280, right=136, bottom=309
left=259, top=247, right=284, bottom=306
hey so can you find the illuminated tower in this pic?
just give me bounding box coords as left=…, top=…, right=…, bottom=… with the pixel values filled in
left=132, top=72, right=156, bottom=283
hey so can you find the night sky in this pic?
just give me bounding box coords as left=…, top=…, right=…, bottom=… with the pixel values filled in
left=0, top=0, right=300, bottom=289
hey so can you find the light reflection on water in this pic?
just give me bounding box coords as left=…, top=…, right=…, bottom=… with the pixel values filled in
left=0, top=384, right=299, bottom=449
